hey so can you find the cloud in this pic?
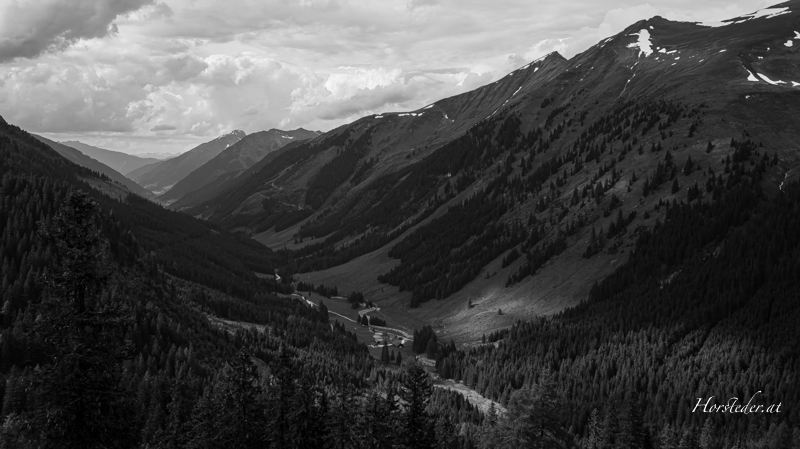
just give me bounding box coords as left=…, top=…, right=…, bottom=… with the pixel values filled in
left=0, top=0, right=155, bottom=63
left=0, top=0, right=770, bottom=155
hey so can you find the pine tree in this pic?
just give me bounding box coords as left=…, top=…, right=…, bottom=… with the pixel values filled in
left=487, top=370, right=566, bottom=449
left=698, top=418, right=714, bottom=449
left=684, top=156, right=694, bottom=175
left=381, top=344, right=390, bottom=363
left=584, top=408, right=602, bottom=449
left=24, top=191, right=136, bottom=448
left=426, top=337, right=438, bottom=359
left=401, top=360, right=435, bottom=449
left=269, top=344, right=295, bottom=448
left=187, top=384, right=219, bottom=449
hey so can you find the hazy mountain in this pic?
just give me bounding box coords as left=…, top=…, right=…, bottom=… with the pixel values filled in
left=32, top=135, right=154, bottom=199
left=128, top=130, right=246, bottom=195
left=60, top=140, right=160, bottom=175
left=160, top=128, right=320, bottom=206
left=184, top=1, right=800, bottom=337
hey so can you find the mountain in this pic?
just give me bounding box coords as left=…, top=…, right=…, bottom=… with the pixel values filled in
left=32, top=135, right=155, bottom=199
left=160, top=128, right=319, bottom=206
left=184, top=1, right=800, bottom=340
left=60, top=140, right=160, bottom=175
left=128, top=130, right=246, bottom=195
left=0, top=114, right=398, bottom=447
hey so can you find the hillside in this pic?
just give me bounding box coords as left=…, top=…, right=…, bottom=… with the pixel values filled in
left=179, top=1, right=800, bottom=342
left=128, top=130, right=246, bottom=195
left=60, top=140, right=160, bottom=175
left=1, top=115, right=455, bottom=448
left=161, top=128, right=319, bottom=206
left=32, top=135, right=155, bottom=199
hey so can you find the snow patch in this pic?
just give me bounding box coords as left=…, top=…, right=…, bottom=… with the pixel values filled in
left=667, top=50, right=677, bottom=54
left=793, top=82, right=800, bottom=87
left=534, top=67, right=539, bottom=73
left=423, top=104, right=433, bottom=109
left=374, top=115, right=383, bottom=119
left=795, top=31, right=800, bottom=39
left=719, top=49, right=727, bottom=53
left=746, top=69, right=760, bottom=82
left=512, top=86, right=522, bottom=96
left=786, top=40, right=794, bottom=47
left=675, top=57, right=681, bottom=60
left=702, top=6, right=791, bottom=27
left=759, top=73, right=786, bottom=85
left=627, top=29, right=654, bottom=57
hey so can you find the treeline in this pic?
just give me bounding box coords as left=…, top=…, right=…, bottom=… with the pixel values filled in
left=296, top=281, right=339, bottom=298
left=379, top=190, right=527, bottom=307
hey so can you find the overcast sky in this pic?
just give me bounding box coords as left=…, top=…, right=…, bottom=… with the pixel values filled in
left=0, top=0, right=770, bottom=156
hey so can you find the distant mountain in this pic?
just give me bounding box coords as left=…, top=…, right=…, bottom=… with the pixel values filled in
left=60, top=140, right=160, bottom=175
left=32, top=135, right=154, bottom=199
left=161, top=128, right=320, bottom=206
left=130, top=152, right=177, bottom=160
left=129, top=130, right=246, bottom=195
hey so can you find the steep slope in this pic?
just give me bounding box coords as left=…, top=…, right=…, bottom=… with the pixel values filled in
left=191, top=1, right=800, bottom=339
left=161, top=128, right=319, bottom=206
left=129, top=130, right=246, bottom=195
left=60, top=140, right=160, bottom=175
left=2, top=116, right=283, bottom=300
left=32, top=135, right=154, bottom=199
left=0, top=114, right=391, bottom=448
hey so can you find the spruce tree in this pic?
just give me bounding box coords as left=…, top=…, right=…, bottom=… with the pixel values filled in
left=25, top=191, right=136, bottom=448
left=401, top=360, right=435, bottom=449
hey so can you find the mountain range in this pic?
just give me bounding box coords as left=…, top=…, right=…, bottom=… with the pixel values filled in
left=159, top=128, right=319, bottom=206
left=154, top=1, right=800, bottom=342
left=59, top=140, right=160, bottom=175
left=127, top=130, right=247, bottom=195
left=32, top=135, right=155, bottom=199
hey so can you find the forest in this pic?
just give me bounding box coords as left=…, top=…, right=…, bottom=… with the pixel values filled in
left=431, top=176, right=800, bottom=448
left=0, top=117, right=488, bottom=448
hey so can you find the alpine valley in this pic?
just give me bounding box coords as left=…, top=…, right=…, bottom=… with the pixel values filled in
left=1, top=2, right=799, bottom=448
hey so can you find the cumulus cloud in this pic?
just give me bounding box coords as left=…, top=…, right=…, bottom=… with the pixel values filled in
left=0, top=0, right=769, bottom=155
left=0, top=0, right=155, bottom=62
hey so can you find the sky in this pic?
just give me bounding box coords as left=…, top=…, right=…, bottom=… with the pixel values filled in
left=0, top=0, right=771, bottom=156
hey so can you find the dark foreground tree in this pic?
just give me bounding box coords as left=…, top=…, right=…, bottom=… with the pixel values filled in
left=2, top=191, right=136, bottom=448
left=480, top=371, right=568, bottom=449
left=401, top=360, right=435, bottom=449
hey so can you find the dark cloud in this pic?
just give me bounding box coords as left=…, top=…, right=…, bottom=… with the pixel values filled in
left=0, top=0, right=154, bottom=62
